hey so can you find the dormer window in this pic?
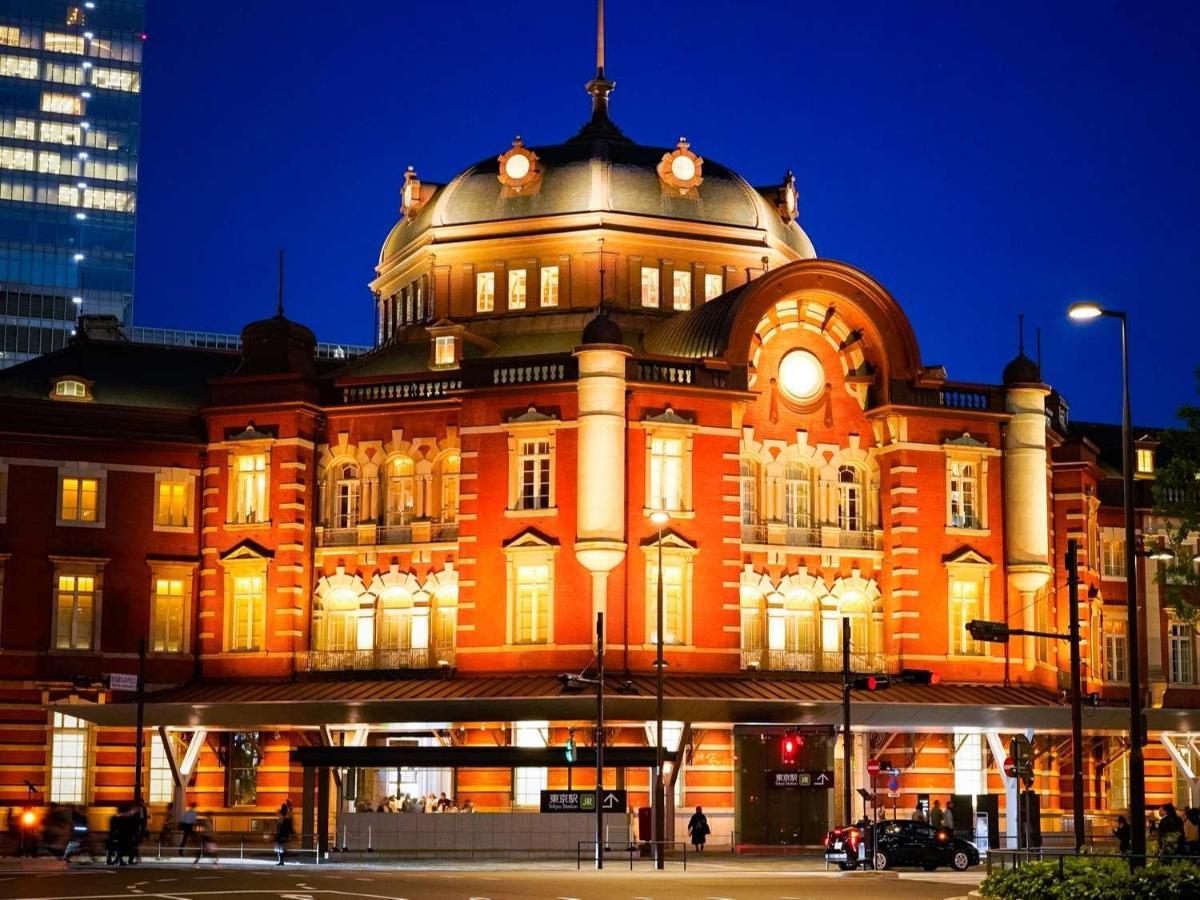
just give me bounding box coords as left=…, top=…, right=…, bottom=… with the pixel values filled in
left=51, top=377, right=91, bottom=401
left=434, top=335, right=457, bottom=368
left=1136, top=447, right=1155, bottom=474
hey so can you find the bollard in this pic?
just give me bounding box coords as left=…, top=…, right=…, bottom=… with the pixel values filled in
left=367, top=825, right=372, bottom=852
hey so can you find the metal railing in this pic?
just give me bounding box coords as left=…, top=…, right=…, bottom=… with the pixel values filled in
left=575, top=839, right=688, bottom=870
left=315, top=519, right=458, bottom=548
left=739, top=521, right=881, bottom=551
left=986, top=846, right=1200, bottom=877
left=295, top=646, right=456, bottom=673
left=741, top=648, right=890, bottom=674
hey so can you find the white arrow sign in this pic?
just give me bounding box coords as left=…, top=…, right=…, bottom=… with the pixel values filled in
left=814, top=772, right=830, bottom=786
left=602, top=792, right=620, bottom=809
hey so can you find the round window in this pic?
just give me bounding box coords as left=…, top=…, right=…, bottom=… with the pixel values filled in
left=778, top=350, right=824, bottom=402
left=504, top=153, right=531, bottom=180
left=670, top=154, right=696, bottom=182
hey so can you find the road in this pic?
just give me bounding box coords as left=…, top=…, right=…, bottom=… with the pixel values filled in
left=0, top=860, right=984, bottom=900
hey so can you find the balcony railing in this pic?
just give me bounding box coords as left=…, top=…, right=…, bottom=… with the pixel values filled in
left=295, top=646, right=456, bottom=673
left=741, top=648, right=891, bottom=674
left=740, top=521, right=882, bottom=552
left=316, top=518, right=458, bottom=548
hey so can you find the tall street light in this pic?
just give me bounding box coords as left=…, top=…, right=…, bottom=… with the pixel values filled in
left=649, top=509, right=669, bottom=871
left=1067, top=300, right=1146, bottom=865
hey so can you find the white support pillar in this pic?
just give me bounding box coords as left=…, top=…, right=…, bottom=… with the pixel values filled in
left=163, top=728, right=207, bottom=818
left=986, top=730, right=1018, bottom=846
left=1161, top=734, right=1200, bottom=806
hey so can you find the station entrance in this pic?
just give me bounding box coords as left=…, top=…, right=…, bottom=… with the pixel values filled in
left=734, top=727, right=834, bottom=846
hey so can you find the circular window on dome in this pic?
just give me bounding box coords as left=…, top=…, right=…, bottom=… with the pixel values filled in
left=658, top=137, right=704, bottom=195
left=497, top=136, right=540, bottom=193
left=778, top=350, right=825, bottom=402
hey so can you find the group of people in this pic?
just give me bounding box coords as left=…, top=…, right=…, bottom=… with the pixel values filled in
left=1121, top=803, right=1200, bottom=856
left=911, top=798, right=957, bottom=831
left=359, top=792, right=477, bottom=814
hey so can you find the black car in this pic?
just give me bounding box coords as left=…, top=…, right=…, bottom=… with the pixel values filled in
left=824, top=819, right=980, bottom=871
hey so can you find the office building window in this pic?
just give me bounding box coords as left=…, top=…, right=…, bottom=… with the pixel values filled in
left=44, top=32, right=85, bottom=54
left=228, top=575, right=264, bottom=651
left=41, top=92, right=82, bottom=114
left=640, top=266, right=660, bottom=307
left=0, top=27, right=19, bottom=47
left=0, top=55, right=38, bottom=78
left=39, top=121, right=81, bottom=145
left=55, top=573, right=95, bottom=650
left=476, top=271, right=495, bottom=312
left=90, top=66, right=139, bottom=92
left=508, top=269, right=526, bottom=310
left=0, top=145, right=34, bottom=171
left=672, top=270, right=691, bottom=311
left=233, top=454, right=267, bottom=524
left=50, top=713, right=88, bottom=803
left=704, top=272, right=723, bottom=301
left=513, top=722, right=548, bottom=806
left=60, top=475, right=98, bottom=522
left=947, top=460, right=979, bottom=528
left=518, top=439, right=552, bottom=510
left=226, top=732, right=260, bottom=806
left=540, top=266, right=558, bottom=307
left=649, top=437, right=684, bottom=512
left=151, top=575, right=186, bottom=653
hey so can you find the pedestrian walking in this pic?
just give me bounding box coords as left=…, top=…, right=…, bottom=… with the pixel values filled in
left=178, top=802, right=198, bottom=855
left=192, top=814, right=218, bottom=866
left=687, top=805, right=710, bottom=851
left=273, top=808, right=293, bottom=866
left=1113, top=815, right=1131, bottom=853
left=910, top=800, right=925, bottom=823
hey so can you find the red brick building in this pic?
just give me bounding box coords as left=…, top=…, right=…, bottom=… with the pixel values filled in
left=0, top=35, right=1196, bottom=851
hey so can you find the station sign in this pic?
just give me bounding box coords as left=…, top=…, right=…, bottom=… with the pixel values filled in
left=540, top=789, right=627, bottom=813
left=770, top=770, right=834, bottom=789
left=108, top=673, right=138, bottom=691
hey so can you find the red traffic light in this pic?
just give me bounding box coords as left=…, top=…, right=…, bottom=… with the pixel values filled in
left=780, top=731, right=804, bottom=766
left=852, top=674, right=889, bottom=690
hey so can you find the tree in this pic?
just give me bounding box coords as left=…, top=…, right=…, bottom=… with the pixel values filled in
left=1153, top=370, right=1200, bottom=625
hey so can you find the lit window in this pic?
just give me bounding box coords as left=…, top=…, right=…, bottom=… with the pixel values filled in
left=44, top=32, right=85, bottom=54
left=45, top=61, right=83, bottom=84
left=540, top=266, right=559, bottom=307
left=151, top=577, right=186, bottom=653
left=1136, top=448, right=1154, bottom=474
left=518, top=439, right=551, bottom=510
left=55, top=574, right=95, bottom=649
left=156, top=480, right=189, bottom=528
left=1101, top=533, right=1126, bottom=578
left=766, top=591, right=819, bottom=657
left=704, top=272, right=723, bottom=301
left=836, top=465, right=862, bottom=532
left=0, top=27, right=20, bottom=47
left=41, top=92, right=82, bottom=114
left=437, top=453, right=460, bottom=522
left=1104, top=622, right=1128, bottom=682
left=229, top=575, right=264, bottom=651
left=37, top=150, right=64, bottom=174
left=1169, top=623, right=1194, bottom=685
left=321, top=588, right=361, bottom=652
left=378, top=590, right=427, bottom=654
left=333, top=462, right=360, bottom=529
left=649, top=437, right=684, bottom=512
left=513, top=722, right=548, bottom=806
left=1109, top=751, right=1129, bottom=810
left=39, top=121, right=81, bottom=145
left=953, top=732, right=984, bottom=797
left=385, top=457, right=414, bottom=525
left=739, top=458, right=758, bottom=526
left=950, top=578, right=983, bottom=655
left=60, top=475, right=98, bottom=522
left=514, top=563, right=550, bottom=644
left=476, top=271, right=495, bottom=312
left=948, top=460, right=979, bottom=529
left=149, top=736, right=175, bottom=804
left=66, top=6, right=86, bottom=26
left=640, top=266, right=660, bottom=307
left=783, top=461, right=812, bottom=529
left=82, top=186, right=134, bottom=211
left=508, top=269, right=527, bottom=310
left=0, top=55, right=38, bottom=79
left=0, top=145, right=34, bottom=171
left=90, top=66, right=138, bottom=92
left=672, top=270, right=691, bottom=311
left=227, top=732, right=260, bottom=806
left=56, top=184, right=79, bottom=206
left=433, top=335, right=456, bottom=367
left=778, top=350, right=824, bottom=402
left=646, top=558, right=686, bottom=644
left=52, top=378, right=87, bottom=398
left=50, top=713, right=87, bottom=803
left=233, top=454, right=267, bottom=524
left=11, top=117, right=34, bottom=139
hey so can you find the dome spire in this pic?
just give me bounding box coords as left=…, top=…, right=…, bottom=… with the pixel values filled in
left=572, top=0, right=630, bottom=143
left=596, top=0, right=605, bottom=79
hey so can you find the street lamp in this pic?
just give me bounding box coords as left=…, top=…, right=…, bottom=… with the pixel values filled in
left=648, top=509, right=669, bottom=870
left=1067, top=300, right=1146, bottom=865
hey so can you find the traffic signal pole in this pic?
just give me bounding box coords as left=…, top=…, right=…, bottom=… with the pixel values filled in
left=595, top=611, right=604, bottom=870
left=842, top=616, right=852, bottom=828
left=1067, top=540, right=1085, bottom=853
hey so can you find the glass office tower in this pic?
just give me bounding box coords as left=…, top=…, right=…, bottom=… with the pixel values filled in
left=0, top=0, right=143, bottom=367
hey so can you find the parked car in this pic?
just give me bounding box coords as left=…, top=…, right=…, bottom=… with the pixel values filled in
left=824, top=819, right=979, bottom=871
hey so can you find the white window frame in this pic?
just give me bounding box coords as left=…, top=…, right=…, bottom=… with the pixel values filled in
left=50, top=712, right=89, bottom=803
left=672, top=269, right=691, bottom=311
left=944, top=550, right=993, bottom=657
left=332, top=461, right=361, bottom=529
left=504, top=414, right=559, bottom=514
left=640, top=266, right=660, bottom=308
left=641, top=414, right=696, bottom=517
left=56, top=463, right=105, bottom=528
left=643, top=534, right=697, bottom=646
left=149, top=563, right=194, bottom=654
left=539, top=265, right=559, bottom=307
left=222, top=552, right=269, bottom=653
left=433, top=335, right=456, bottom=367
left=476, top=271, right=495, bottom=312
left=507, top=269, right=527, bottom=310
left=1104, top=622, right=1128, bottom=683
left=1100, top=528, right=1126, bottom=579
left=513, top=721, right=548, bottom=807
left=229, top=450, right=270, bottom=526
left=504, top=534, right=558, bottom=646
left=50, top=556, right=104, bottom=652
left=703, top=272, right=723, bottom=301
left=152, top=467, right=196, bottom=533
left=1169, top=622, right=1195, bottom=686
left=385, top=456, right=415, bottom=525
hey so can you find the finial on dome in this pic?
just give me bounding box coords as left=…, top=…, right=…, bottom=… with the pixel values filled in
left=596, top=0, right=605, bottom=79
left=572, top=0, right=629, bottom=143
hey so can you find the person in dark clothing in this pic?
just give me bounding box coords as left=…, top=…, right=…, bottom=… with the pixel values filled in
left=178, top=802, right=198, bottom=854
left=1113, top=815, right=1131, bottom=853
left=273, top=808, right=293, bottom=866
left=1158, top=803, right=1184, bottom=856
left=687, top=805, right=710, bottom=851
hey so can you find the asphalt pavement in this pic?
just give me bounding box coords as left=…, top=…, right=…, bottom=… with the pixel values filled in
left=0, top=858, right=985, bottom=900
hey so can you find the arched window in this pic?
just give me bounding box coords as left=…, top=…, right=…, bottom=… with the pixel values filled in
left=783, top=461, right=812, bottom=529
left=437, top=453, right=460, bottom=522
left=333, top=462, right=360, bottom=529
left=739, top=459, right=759, bottom=526
left=837, top=465, right=862, bottom=532
left=322, top=588, right=362, bottom=653
left=385, top=457, right=415, bottom=525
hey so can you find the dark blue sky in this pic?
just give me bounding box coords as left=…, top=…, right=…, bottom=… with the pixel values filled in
left=136, top=0, right=1200, bottom=425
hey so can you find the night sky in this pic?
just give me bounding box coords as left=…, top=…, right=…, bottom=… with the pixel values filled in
left=135, top=1, right=1200, bottom=425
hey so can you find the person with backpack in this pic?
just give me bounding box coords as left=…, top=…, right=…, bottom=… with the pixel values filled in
left=687, top=805, right=710, bottom=851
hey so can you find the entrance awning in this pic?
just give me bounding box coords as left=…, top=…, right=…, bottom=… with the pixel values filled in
left=52, top=672, right=1200, bottom=734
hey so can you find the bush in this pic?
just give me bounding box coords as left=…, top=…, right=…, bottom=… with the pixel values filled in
left=979, top=857, right=1200, bottom=900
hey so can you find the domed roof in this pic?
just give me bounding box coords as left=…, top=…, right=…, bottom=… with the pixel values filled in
left=381, top=136, right=816, bottom=262
left=1002, top=351, right=1042, bottom=386
left=580, top=304, right=624, bottom=346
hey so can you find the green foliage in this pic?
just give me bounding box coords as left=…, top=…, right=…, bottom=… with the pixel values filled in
left=1153, top=369, right=1200, bottom=626
left=980, top=857, right=1200, bottom=900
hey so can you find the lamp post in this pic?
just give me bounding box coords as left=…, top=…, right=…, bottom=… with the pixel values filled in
left=649, top=509, right=669, bottom=870
left=1067, top=301, right=1146, bottom=865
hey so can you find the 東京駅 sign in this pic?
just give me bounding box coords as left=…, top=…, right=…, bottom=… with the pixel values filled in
left=771, top=770, right=834, bottom=789
left=540, top=789, right=628, bottom=813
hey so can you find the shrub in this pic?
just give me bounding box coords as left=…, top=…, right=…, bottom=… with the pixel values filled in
left=978, top=857, right=1195, bottom=900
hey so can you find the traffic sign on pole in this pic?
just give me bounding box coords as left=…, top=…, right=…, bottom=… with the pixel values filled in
left=866, top=758, right=881, bottom=777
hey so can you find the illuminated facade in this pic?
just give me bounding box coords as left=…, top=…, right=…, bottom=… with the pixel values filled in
left=0, top=0, right=142, bottom=368
left=0, top=9, right=1197, bottom=850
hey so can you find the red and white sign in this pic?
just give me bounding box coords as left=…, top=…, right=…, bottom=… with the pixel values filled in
left=866, top=758, right=881, bottom=777
left=1003, top=756, right=1017, bottom=778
